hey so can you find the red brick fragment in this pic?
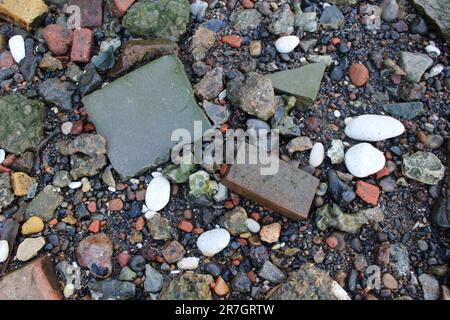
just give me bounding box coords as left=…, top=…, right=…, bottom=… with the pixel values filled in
left=70, top=28, right=93, bottom=63
left=68, top=0, right=103, bottom=28
left=222, top=35, right=242, bottom=48
left=43, top=24, right=73, bottom=56
left=109, top=0, right=135, bottom=17
left=355, top=181, right=380, bottom=206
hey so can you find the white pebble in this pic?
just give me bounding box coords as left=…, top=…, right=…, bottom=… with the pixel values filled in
left=197, top=228, right=230, bottom=257
left=68, top=181, right=82, bottom=189
left=334, top=110, right=341, bottom=118
left=427, top=64, right=444, bottom=78
left=61, top=122, right=73, bottom=135
left=0, top=149, right=5, bottom=164
left=425, top=43, right=441, bottom=56
left=345, top=143, right=386, bottom=178
left=145, top=172, right=171, bottom=212
left=344, top=114, right=405, bottom=141
left=309, top=142, right=325, bottom=167
left=63, top=283, right=75, bottom=298
left=0, top=240, right=9, bottom=263
left=245, top=218, right=261, bottom=233
left=177, top=257, right=199, bottom=270
left=275, top=35, right=300, bottom=54
left=9, top=35, right=25, bottom=63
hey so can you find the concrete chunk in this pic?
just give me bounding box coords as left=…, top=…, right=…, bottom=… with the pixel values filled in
left=83, top=55, right=211, bottom=178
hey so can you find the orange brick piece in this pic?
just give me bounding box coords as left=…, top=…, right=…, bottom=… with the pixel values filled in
left=222, top=35, right=242, bottom=48
left=0, top=256, right=63, bottom=300
left=356, top=181, right=380, bottom=205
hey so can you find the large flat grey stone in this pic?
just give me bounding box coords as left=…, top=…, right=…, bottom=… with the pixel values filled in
left=412, top=0, right=450, bottom=41
left=83, top=55, right=211, bottom=178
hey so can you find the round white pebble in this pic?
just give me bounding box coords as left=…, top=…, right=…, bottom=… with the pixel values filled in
left=177, top=257, right=199, bottom=270
left=275, top=36, right=300, bottom=54
left=9, top=35, right=26, bottom=63
left=68, top=181, right=82, bottom=189
left=61, top=122, right=73, bottom=135
left=145, top=173, right=171, bottom=212
left=245, top=218, right=261, bottom=233
left=0, top=240, right=9, bottom=263
left=345, top=143, right=386, bottom=178
left=309, top=142, right=325, bottom=167
left=197, top=228, right=230, bottom=257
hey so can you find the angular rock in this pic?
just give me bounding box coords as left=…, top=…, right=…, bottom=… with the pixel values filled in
left=0, top=173, right=14, bottom=212
left=222, top=143, right=319, bottom=221
left=191, top=27, right=216, bottom=61
left=83, top=55, right=211, bottom=178
left=419, top=273, right=440, bottom=300
left=267, top=63, right=326, bottom=110
left=147, top=213, right=172, bottom=240
left=144, top=264, right=163, bottom=293
left=16, top=236, right=45, bottom=261
left=402, top=152, right=445, bottom=185
left=160, top=273, right=213, bottom=300
left=411, top=0, right=450, bottom=40
left=70, top=154, right=107, bottom=179
left=221, top=206, right=248, bottom=236
left=227, top=72, right=276, bottom=121
left=202, top=101, right=230, bottom=125
left=0, top=256, right=62, bottom=300
left=78, top=63, right=102, bottom=96
left=57, top=133, right=107, bottom=157
left=43, top=24, right=73, bottom=56
left=268, top=4, right=294, bottom=35
left=123, top=0, right=190, bottom=41
left=270, top=264, right=350, bottom=300
left=320, top=5, right=345, bottom=30
left=70, top=28, right=93, bottom=63
left=0, top=94, right=46, bottom=155
left=0, top=0, right=48, bottom=31
left=382, top=102, right=424, bottom=120
left=398, top=51, right=433, bottom=83
left=108, top=39, right=178, bottom=79
left=258, top=260, right=286, bottom=283
left=194, top=67, right=224, bottom=100
left=25, top=185, right=63, bottom=222
left=109, top=0, right=136, bottom=17
left=76, top=233, right=113, bottom=278
left=11, top=172, right=36, bottom=196
left=39, top=78, right=76, bottom=110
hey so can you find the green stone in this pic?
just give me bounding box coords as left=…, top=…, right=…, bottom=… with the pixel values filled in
left=402, top=152, right=445, bottom=185
left=163, top=154, right=197, bottom=184
left=0, top=94, right=46, bottom=155
left=122, top=0, right=190, bottom=41
left=25, top=185, right=63, bottom=222
left=160, top=273, right=213, bottom=300
left=83, top=55, right=211, bottom=178
left=382, top=102, right=424, bottom=120
left=267, top=63, right=326, bottom=110
left=188, top=170, right=214, bottom=198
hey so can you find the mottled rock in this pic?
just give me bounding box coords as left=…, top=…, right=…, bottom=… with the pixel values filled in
left=25, top=185, right=63, bottom=222
left=0, top=0, right=48, bottom=31
left=160, top=273, right=213, bottom=300
left=194, top=67, right=224, bottom=100
left=76, top=233, right=113, bottom=278
left=402, top=152, right=445, bottom=185
left=229, top=9, right=262, bottom=30
left=89, top=279, right=135, bottom=300
left=147, top=213, right=172, bottom=240
left=221, top=206, right=248, bottom=236
left=39, top=78, right=76, bottom=110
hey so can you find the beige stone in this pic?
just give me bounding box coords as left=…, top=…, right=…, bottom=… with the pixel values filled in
left=16, top=237, right=46, bottom=261
left=0, top=0, right=48, bottom=31
left=259, top=223, right=281, bottom=244
left=21, top=216, right=45, bottom=235
left=11, top=172, right=36, bottom=196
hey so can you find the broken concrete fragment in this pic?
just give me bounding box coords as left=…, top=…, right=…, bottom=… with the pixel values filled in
left=84, top=55, right=211, bottom=178
left=0, top=0, right=48, bottom=31
left=0, top=256, right=63, bottom=300
left=222, top=143, right=319, bottom=220
left=267, top=63, right=326, bottom=110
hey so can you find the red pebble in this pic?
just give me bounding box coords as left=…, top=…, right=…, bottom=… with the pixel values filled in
left=241, top=0, right=254, bottom=9
left=87, top=201, right=96, bottom=213
left=43, top=24, right=73, bottom=56
left=247, top=271, right=256, bottom=283
left=88, top=220, right=100, bottom=233
left=193, top=228, right=204, bottom=235
left=109, top=0, right=135, bottom=17
left=355, top=181, right=380, bottom=206
left=71, top=28, right=93, bottom=63
left=135, top=216, right=145, bottom=231
left=2, top=154, right=15, bottom=166
left=0, top=164, right=11, bottom=173
left=118, top=251, right=131, bottom=267
left=0, top=51, right=14, bottom=69
left=375, top=167, right=390, bottom=180
left=178, top=220, right=194, bottom=233
left=326, top=236, right=338, bottom=249
left=250, top=212, right=260, bottom=221
left=71, top=120, right=83, bottom=135
left=224, top=201, right=234, bottom=209
left=83, top=122, right=95, bottom=132
left=222, top=35, right=243, bottom=48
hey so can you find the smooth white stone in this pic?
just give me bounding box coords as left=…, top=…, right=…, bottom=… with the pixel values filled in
left=197, top=228, right=230, bottom=257
left=425, top=43, right=440, bottom=56
left=427, top=64, right=444, bottom=78
left=245, top=218, right=261, bottom=233
left=345, top=143, right=386, bottom=178
left=145, top=173, right=171, bottom=212
left=64, top=283, right=75, bottom=298
left=177, top=257, right=199, bottom=270
left=0, top=240, right=9, bottom=263
left=68, top=181, right=82, bottom=189
left=309, top=142, right=325, bottom=167
left=0, top=149, right=5, bottom=164
left=275, top=36, right=300, bottom=54
left=331, top=281, right=351, bottom=300
left=61, top=122, right=73, bottom=135
left=16, top=237, right=46, bottom=262
left=9, top=35, right=26, bottom=63
left=344, top=114, right=405, bottom=141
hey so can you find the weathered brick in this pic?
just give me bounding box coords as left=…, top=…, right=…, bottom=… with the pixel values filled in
left=222, top=143, right=320, bottom=220
left=109, top=0, right=135, bottom=18
left=0, top=0, right=48, bottom=31
left=0, top=256, right=63, bottom=300
left=70, top=28, right=93, bottom=63
left=355, top=181, right=380, bottom=205
left=43, top=24, right=73, bottom=56
left=68, top=0, right=103, bottom=28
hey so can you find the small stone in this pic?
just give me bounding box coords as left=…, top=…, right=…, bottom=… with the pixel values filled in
left=43, top=24, right=73, bottom=56
left=287, top=137, right=313, bottom=153
left=320, top=5, right=345, bottom=29
left=89, top=279, right=135, bottom=300
left=147, top=213, right=172, bottom=240
left=39, top=78, right=76, bottom=110
left=191, top=0, right=208, bottom=20
left=402, top=152, right=445, bottom=185
left=348, top=64, right=369, bottom=87
left=229, top=9, right=262, bottom=31
left=0, top=0, right=48, bottom=31
left=382, top=273, right=398, bottom=290
left=419, top=274, right=439, bottom=300
left=108, top=198, right=123, bottom=211
left=258, top=260, right=286, bottom=283
left=381, top=0, right=399, bottom=22
left=345, top=143, right=386, bottom=178
left=382, top=102, right=424, bottom=120
left=275, top=35, right=300, bottom=54
left=249, top=40, right=262, bottom=57
left=0, top=240, right=9, bottom=263
left=52, top=171, right=72, bottom=188
left=177, top=257, right=199, bottom=270
left=109, top=0, right=136, bottom=17
left=326, top=236, right=338, bottom=249
left=221, top=206, right=248, bottom=236
left=260, top=223, right=281, bottom=243
left=203, top=101, right=230, bottom=125
left=39, top=53, right=63, bottom=71
left=25, top=186, right=63, bottom=222
left=214, top=276, right=229, bottom=296
left=309, top=142, right=325, bottom=167
left=21, top=216, right=44, bottom=235
left=8, top=35, right=25, bottom=63
left=162, top=240, right=185, bottom=264
left=355, top=181, right=380, bottom=205
left=231, top=271, right=251, bottom=293
left=76, top=233, right=113, bottom=278
left=398, top=51, right=433, bottom=83
left=268, top=4, right=294, bottom=35
left=11, top=172, right=35, bottom=196
left=16, top=237, right=45, bottom=261
left=145, top=172, right=171, bottom=212
left=191, top=27, right=216, bottom=61
left=327, top=139, right=345, bottom=164
left=245, top=218, right=261, bottom=233
left=345, top=115, right=405, bottom=142
left=160, top=273, right=213, bottom=300
left=70, top=28, right=93, bottom=63
left=144, top=264, right=163, bottom=293
left=197, top=228, right=230, bottom=257
left=194, top=67, right=224, bottom=100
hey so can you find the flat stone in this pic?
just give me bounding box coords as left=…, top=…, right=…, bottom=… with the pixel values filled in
left=0, top=256, right=63, bottom=300
left=11, top=172, right=36, bottom=196
left=398, top=51, right=433, bottom=83
left=89, top=279, right=135, bottom=300
left=402, top=151, right=445, bottom=185
left=39, top=78, right=76, bottom=110
left=144, top=264, right=163, bottom=293
left=84, top=55, right=211, bottom=178
left=0, top=173, right=14, bottom=212
left=412, top=0, right=450, bottom=41
left=320, top=5, right=345, bottom=30
left=0, top=94, right=46, bottom=155
left=222, top=143, right=319, bottom=221
left=267, top=63, right=326, bottom=110
left=258, top=260, right=286, bottom=283
left=419, top=273, right=440, bottom=300
left=345, top=115, right=405, bottom=141
left=382, top=102, right=424, bottom=120
left=345, top=143, right=386, bottom=178
left=229, top=9, right=262, bottom=30
left=221, top=206, right=248, bottom=236
left=147, top=212, right=173, bottom=240
left=76, top=233, right=113, bottom=278
left=0, top=0, right=48, bottom=31
left=197, top=228, right=230, bottom=257
left=25, top=185, right=63, bottom=222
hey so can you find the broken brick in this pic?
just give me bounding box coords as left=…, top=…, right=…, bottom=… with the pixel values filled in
left=70, top=28, right=93, bottom=63
left=68, top=0, right=103, bottom=28
left=355, top=181, right=380, bottom=205
left=43, top=24, right=73, bottom=56
left=222, top=143, right=319, bottom=220
left=109, top=0, right=135, bottom=17
left=0, top=256, right=63, bottom=300
left=222, top=35, right=242, bottom=48
left=375, top=167, right=390, bottom=180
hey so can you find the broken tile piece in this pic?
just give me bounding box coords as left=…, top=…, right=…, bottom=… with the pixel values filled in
left=266, top=62, right=326, bottom=110
left=0, top=256, right=63, bottom=300
left=0, top=0, right=48, bottom=31
left=83, top=55, right=211, bottom=178
left=222, top=143, right=319, bottom=220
